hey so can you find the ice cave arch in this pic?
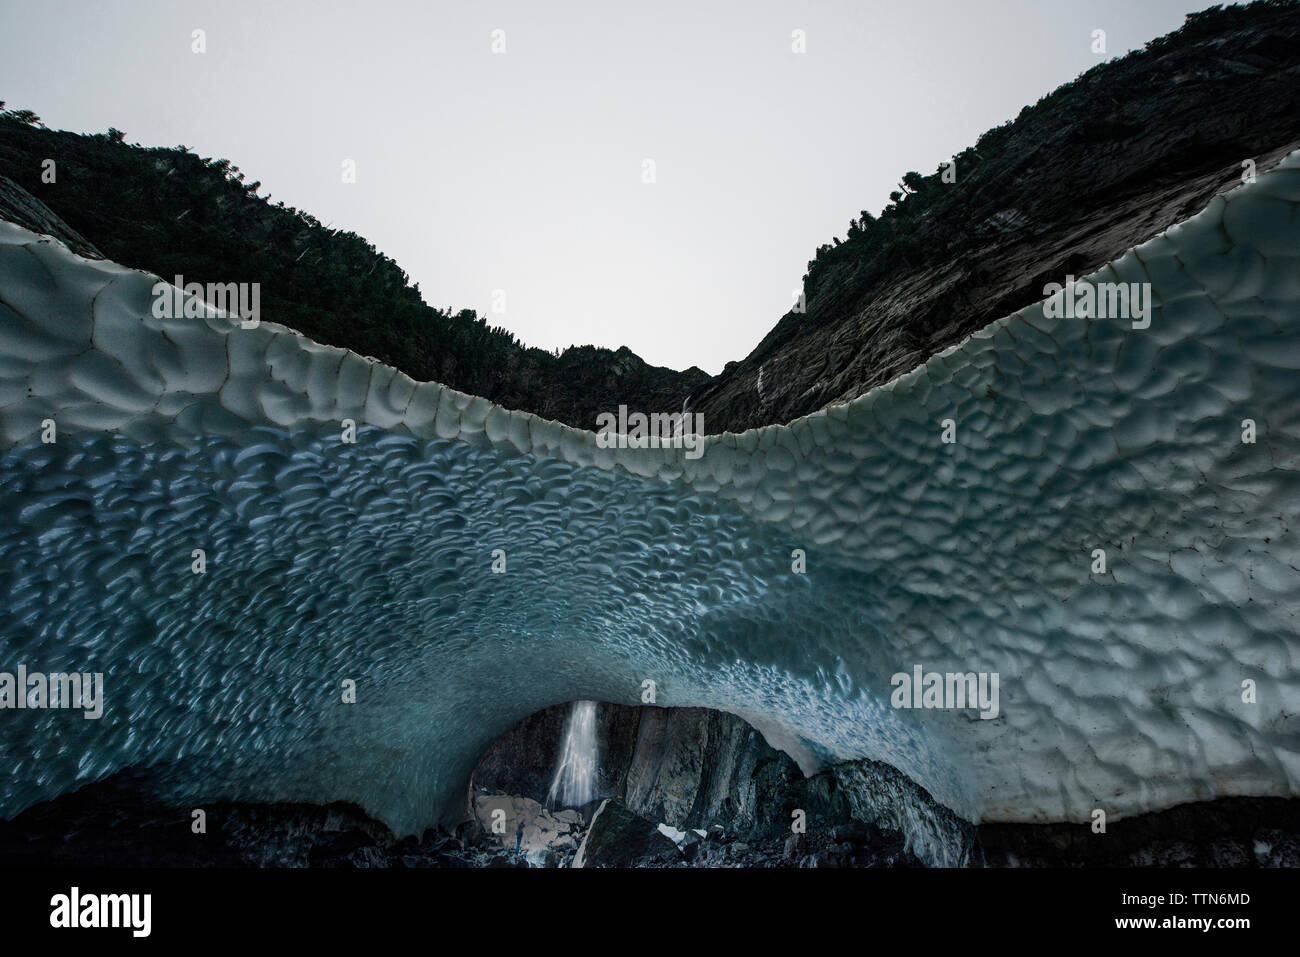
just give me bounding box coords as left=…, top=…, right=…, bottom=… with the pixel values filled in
left=0, top=154, right=1298, bottom=837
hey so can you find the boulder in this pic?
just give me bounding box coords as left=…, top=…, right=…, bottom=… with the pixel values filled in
left=572, top=799, right=680, bottom=868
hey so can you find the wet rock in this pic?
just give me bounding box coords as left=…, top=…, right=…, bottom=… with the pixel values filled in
left=681, top=839, right=701, bottom=863
left=1254, top=829, right=1300, bottom=867
left=0, top=174, right=102, bottom=259
left=623, top=708, right=806, bottom=839
left=572, top=799, right=681, bottom=868
left=471, top=702, right=642, bottom=803
left=783, top=833, right=806, bottom=861
left=474, top=704, right=809, bottom=842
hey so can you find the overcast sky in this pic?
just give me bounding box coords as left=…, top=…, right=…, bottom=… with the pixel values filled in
left=1, top=0, right=1215, bottom=373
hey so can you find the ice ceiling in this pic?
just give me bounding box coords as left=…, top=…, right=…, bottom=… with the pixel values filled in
left=0, top=155, right=1298, bottom=836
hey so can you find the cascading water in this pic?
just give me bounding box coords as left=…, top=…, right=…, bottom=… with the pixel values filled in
left=546, top=701, right=599, bottom=808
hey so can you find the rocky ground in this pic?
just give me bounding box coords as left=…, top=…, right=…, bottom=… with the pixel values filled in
left=569, top=797, right=923, bottom=868
left=2, top=759, right=1296, bottom=868
left=0, top=766, right=920, bottom=869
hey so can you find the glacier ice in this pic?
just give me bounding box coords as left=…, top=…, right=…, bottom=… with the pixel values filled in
left=1, top=154, right=1299, bottom=836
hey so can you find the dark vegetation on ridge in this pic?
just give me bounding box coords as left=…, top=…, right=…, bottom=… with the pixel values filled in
left=1, top=0, right=1298, bottom=433
left=693, top=0, right=1300, bottom=431
left=0, top=116, right=707, bottom=428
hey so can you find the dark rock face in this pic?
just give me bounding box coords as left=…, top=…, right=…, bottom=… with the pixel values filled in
left=0, top=174, right=101, bottom=258
left=473, top=703, right=806, bottom=840
left=802, top=761, right=978, bottom=867
left=572, top=799, right=680, bottom=868
left=689, top=5, right=1300, bottom=433
left=471, top=701, right=642, bottom=805
left=474, top=702, right=977, bottom=863
left=623, top=706, right=805, bottom=839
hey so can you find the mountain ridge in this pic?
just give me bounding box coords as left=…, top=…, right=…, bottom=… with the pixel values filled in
left=2, top=0, right=1299, bottom=433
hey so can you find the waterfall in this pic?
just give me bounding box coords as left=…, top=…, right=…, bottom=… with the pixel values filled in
left=546, top=701, right=599, bottom=808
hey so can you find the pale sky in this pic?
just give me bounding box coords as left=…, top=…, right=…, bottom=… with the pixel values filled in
left=1, top=0, right=1215, bottom=373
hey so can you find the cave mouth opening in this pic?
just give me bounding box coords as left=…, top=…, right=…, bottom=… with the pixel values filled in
left=466, top=698, right=974, bottom=868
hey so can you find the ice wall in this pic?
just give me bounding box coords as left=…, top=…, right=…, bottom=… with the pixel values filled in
left=1, top=154, right=1298, bottom=835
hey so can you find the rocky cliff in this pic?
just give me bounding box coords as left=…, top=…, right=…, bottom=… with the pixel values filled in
left=472, top=704, right=803, bottom=837
left=689, top=0, right=1300, bottom=432
left=0, top=173, right=100, bottom=259
left=473, top=702, right=976, bottom=864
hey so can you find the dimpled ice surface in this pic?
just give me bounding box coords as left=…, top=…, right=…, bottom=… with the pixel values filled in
left=0, top=155, right=1299, bottom=836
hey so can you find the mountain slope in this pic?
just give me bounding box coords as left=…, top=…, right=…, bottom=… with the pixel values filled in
left=0, top=119, right=707, bottom=428
left=691, top=0, right=1300, bottom=432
